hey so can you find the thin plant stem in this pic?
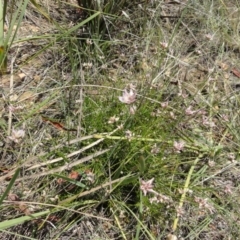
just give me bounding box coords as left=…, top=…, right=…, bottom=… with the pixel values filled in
left=172, top=152, right=205, bottom=232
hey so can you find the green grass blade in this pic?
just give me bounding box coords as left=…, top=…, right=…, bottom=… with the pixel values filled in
left=0, top=210, right=50, bottom=230
left=0, top=0, right=6, bottom=73
left=4, top=0, right=29, bottom=47
left=0, top=168, right=20, bottom=206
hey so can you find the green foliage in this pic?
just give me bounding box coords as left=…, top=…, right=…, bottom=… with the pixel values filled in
left=78, top=0, right=138, bottom=38
left=1, top=0, right=240, bottom=239
left=0, top=168, right=19, bottom=206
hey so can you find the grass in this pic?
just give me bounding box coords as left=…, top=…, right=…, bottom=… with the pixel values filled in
left=1, top=0, right=240, bottom=239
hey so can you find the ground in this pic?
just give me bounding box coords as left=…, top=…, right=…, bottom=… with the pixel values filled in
left=1, top=0, right=240, bottom=239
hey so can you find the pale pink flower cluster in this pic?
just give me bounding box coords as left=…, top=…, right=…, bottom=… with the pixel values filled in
left=140, top=178, right=172, bottom=204
left=202, top=116, right=215, bottom=127
left=185, top=106, right=198, bottom=115
left=205, top=33, right=214, bottom=41
left=161, top=101, right=169, bottom=108
left=185, top=106, right=206, bottom=116
left=175, top=206, right=185, bottom=217
left=224, top=184, right=233, bottom=195
left=9, top=105, right=24, bottom=112
left=173, top=140, right=185, bottom=153
left=140, top=178, right=155, bottom=196
left=160, top=42, right=168, bottom=49
left=194, top=196, right=215, bottom=213
left=227, top=153, right=236, bottom=162
left=184, top=105, right=219, bottom=130
left=119, top=89, right=136, bottom=104
left=8, top=128, right=25, bottom=143
left=125, top=130, right=134, bottom=140
left=149, top=193, right=172, bottom=204
left=119, top=87, right=137, bottom=114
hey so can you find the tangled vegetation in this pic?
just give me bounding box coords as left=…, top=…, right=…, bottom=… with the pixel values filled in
left=1, top=0, right=240, bottom=239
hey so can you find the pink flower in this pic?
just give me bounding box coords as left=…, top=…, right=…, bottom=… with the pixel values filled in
left=9, top=105, right=24, bottom=112
left=119, top=89, right=136, bottom=104
left=194, top=197, right=215, bottom=213
left=173, top=140, right=185, bottom=153
left=185, top=106, right=206, bottom=116
left=185, top=106, right=197, bottom=115
left=125, top=130, right=134, bottom=140
left=140, top=178, right=155, bottom=196
left=161, top=101, right=168, bottom=108
left=205, top=33, right=214, bottom=41
left=224, top=184, right=233, bottom=194
left=160, top=42, right=168, bottom=49
left=8, top=128, right=25, bottom=143
left=202, top=116, right=215, bottom=127
left=150, top=193, right=172, bottom=204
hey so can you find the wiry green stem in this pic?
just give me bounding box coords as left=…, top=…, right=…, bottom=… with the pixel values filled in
left=0, top=0, right=6, bottom=73
left=93, top=134, right=202, bottom=152
left=172, top=153, right=205, bottom=232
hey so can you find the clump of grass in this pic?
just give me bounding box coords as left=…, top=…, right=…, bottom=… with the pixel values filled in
left=1, top=0, right=240, bottom=239
left=78, top=0, right=138, bottom=37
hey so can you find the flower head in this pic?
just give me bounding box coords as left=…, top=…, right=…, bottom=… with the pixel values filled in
left=140, top=178, right=155, bottom=196
left=125, top=130, right=134, bottom=140
left=119, top=89, right=136, bottom=104
left=161, top=101, right=169, bottom=108
left=194, top=197, right=215, bottom=213
left=185, top=106, right=197, bottom=115
left=173, top=140, right=185, bottom=153
left=8, top=128, right=25, bottom=143
left=202, top=116, right=216, bottom=127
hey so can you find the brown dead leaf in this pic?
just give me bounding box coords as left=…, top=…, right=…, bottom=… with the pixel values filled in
left=42, top=116, right=65, bottom=131
left=231, top=68, right=240, bottom=78
left=68, top=171, right=80, bottom=180
left=41, top=116, right=77, bottom=132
